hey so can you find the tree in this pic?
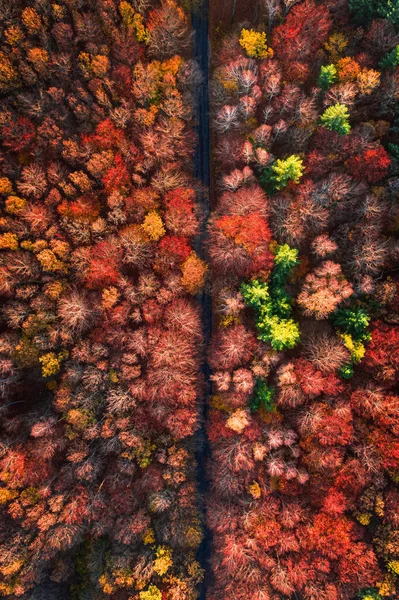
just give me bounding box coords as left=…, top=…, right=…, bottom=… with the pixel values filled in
left=320, top=104, right=351, bottom=135
left=147, top=0, right=189, bottom=58
left=347, top=147, right=391, bottom=183
left=272, top=0, right=332, bottom=64
left=380, top=45, right=399, bottom=70
left=261, top=155, right=305, bottom=192
left=349, top=0, right=399, bottom=26
left=318, top=64, right=338, bottom=90
left=239, top=29, right=274, bottom=59
left=241, top=245, right=301, bottom=350
left=209, top=212, right=274, bottom=277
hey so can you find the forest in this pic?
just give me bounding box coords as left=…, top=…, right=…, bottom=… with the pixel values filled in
left=0, top=0, right=398, bottom=599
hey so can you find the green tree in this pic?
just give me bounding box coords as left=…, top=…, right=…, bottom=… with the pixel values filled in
left=250, top=379, right=275, bottom=412
left=380, top=45, right=399, bottom=70
left=331, top=307, right=371, bottom=342
left=349, top=0, right=399, bottom=26
left=318, top=64, right=338, bottom=90
left=320, top=104, right=351, bottom=135
left=240, top=245, right=300, bottom=351
left=261, top=155, right=305, bottom=192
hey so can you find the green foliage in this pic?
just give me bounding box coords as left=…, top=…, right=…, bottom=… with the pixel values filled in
left=271, top=155, right=305, bottom=189
left=376, top=0, right=399, bottom=26
left=349, top=0, right=399, bottom=26
left=260, top=155, right=305, bottom=192
left=272, top=244, right=300, bottom=283
left=331, top=307, right=371, bottom=342
left=388, top=143, right=399, bottom=159
left=241, top=245, right=300, bottom=351
left=340, top=364, right=354, bottom=379
left=348, top=0, right=376, bottom=23
left=240, top=279, right=270, bottom=310
left=379, top=45, right=399, bottom=69
left=331, top=307, right=371, bottom=377
left=320, top=104, right=351, bottom=135
left=258, top=315, right=301, bottom=350
left=357, top=588, right=383, bottom=600
left=318, top=64, right=338, bottom=90
left=250, top=379, right=275, bottom=412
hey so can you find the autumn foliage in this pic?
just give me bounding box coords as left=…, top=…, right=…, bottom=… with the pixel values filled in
left=1, top=0, right=399, bottom=599
left=207, top=0, right=399, bottom=598
left=0, top=1, right=204, bottom=598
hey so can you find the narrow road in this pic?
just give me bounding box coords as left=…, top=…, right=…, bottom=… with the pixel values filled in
left=192, top=1, right=212, bottom=598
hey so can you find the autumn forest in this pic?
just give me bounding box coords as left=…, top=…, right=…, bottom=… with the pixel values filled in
left=0, top=0, right=398, bottom=599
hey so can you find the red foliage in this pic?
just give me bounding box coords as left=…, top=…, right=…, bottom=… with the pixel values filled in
left=159, top=235, right=192, bottom=263
left=209, top=212, right=273, bottom=276
left=1, top=117, right=35, bottom=152
left=164, top=187, right=199, bottom=237
left=364, top=321, right=399, bottom=385
left=102, top=154, right=131, bottom=192
left=347, top=146, right=391, bottom=183
left=272, top=0, right=331, bottom=69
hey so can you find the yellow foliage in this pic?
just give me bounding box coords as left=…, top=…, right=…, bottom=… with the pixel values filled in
left=0, top=178, right=13, bottom=195
left=51, top=240, right=70, bottom=259
left=388, top=560, right=399, bottom=574
left=69, top=171, right=92, bottom=192
left=0, top=233, right=18, bottom=251
left=0, top=489, right=18, bottom=504
left=52, top=4, right=66, bottom=20
left=15, top=337, right=40, bottom=368
left=239, top=29, right=273, bottom=60
left=153, top=545, right=173, bottom=576
left=5, top=196, right=27, bottom=215
left=378, top=575, right=396, bottom=596
left=324, top=32, right=348, bottom=60
left=185, top=525, right=203, bottom=548
left=66, top=408, right=93, bottom=430
left=142, top=211, right=165, bottom=240
left=108, top=369, right=119, bottom=383
left=219, top=315, right=237, bottom=328
left=139, top=585, right=162, bottom=600
left=248, top=481, right=262, bottom=499
left=162, top=55, right=183, bottom=77
left=210, top=395, right=231, bottom=412
left=39, top=352, right=64, bottom=378
left=181, top=253, right=207, bottom=294
left=340, top=333, right=365, bottom=364
left=143, top=528, right=156, bottom=545
left=186, top=559, right=204, bottom=582
left=119, top=2, right=150, bottom=43
left=37, top=249, right=66, bottom=272
left=112, top=568, right=135, bottom=588
left=32, top=240, right=48, bottom=252
left=375, top=494, right=385, bottom=517
left=355, top=511, right=372, bottom=526
left=132, top=13, right=150, bottom=43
